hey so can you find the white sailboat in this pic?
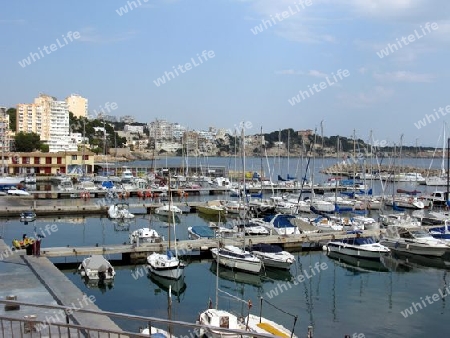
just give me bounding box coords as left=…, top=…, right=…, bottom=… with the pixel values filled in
left=147, top=177, right=185, bottom=280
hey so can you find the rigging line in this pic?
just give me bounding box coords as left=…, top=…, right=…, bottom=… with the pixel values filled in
left=261, top=298, right=297, bottom=319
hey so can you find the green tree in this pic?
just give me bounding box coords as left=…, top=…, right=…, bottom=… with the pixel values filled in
left=7, top=108, right=16, bottom=132
left=15, top=132, right=41, bottom=152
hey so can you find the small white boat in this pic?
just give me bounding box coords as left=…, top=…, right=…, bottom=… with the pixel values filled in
left=147, top=251, right=185, bottom=280
left=108, top=202, right=135, bottom=219
left=211, top=245, right=261, bottom=274
left=7, top=187, right=30, bottom=196
left=58, top=179, right=74, bottom=191
left=326, top=231, right=390, bottom=260
left=78, top=255, right=116, bottom=281
left=247, top=243, right=295, bottom=269
left=20, top=210, right=36, bottom=222
left=197, top=308, right=247, bottom=338
left=155, top=204, right=183, bottom=217
left=129, top=228, right=163, bottom=245
left=121, top=167, right=134, bottom=183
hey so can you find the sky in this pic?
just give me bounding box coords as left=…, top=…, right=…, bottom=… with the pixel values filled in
left=1, top=0, right=450, bottom=147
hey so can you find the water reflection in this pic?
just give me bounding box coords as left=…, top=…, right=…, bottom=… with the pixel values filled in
left=148, top=273, right=187, bottom=301
left=209, top=261, right=262, bottom=287
left=381, top=252, right=450, bottom=272
left=82, top=277, right=114, bottom=294
left=327, top=251, right=390, bottom=273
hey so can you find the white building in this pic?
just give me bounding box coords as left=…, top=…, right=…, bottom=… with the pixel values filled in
left=17, top=94, right=76, bottom=152
left=124, top=125, right=144, bottom=134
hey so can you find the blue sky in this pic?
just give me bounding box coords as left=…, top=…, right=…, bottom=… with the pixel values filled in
left=1, top=0, right=450, bottom=146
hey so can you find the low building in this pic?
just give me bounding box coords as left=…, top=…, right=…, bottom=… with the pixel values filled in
left=5, top=151, right=95, bottom=175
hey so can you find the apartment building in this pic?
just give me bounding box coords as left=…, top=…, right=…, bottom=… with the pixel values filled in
left=16, top=94, right=77, bottom=152
left=66, top=94, right=88, bottom=118
left=0, top=107, right=11, bottom=153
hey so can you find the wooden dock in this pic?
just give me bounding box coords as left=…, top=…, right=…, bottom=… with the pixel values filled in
left=37, top=231, right=380, bottom=262
left=0, top=201, right=208, bottom=218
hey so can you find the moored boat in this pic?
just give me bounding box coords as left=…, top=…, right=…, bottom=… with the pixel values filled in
left=20, top=210, right=36, bottom=222
left=78, top=255, right=116, bottom=281
left=210, top=245, right=261, bottom=274
left=379, top=226, right=449, bottom=257
left=129, top=228, right=163, bottom=244
left=325, top=231, right=390, bottom=260
left=108, top=202, right=135, bottom=219
left=247, top=243, right=295, bottom=269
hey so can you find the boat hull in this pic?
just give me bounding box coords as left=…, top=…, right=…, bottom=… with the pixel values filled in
left=326, top=242, right=389, bottom=260
left=147, top=253, right=185, bottom=280
left=379, top=239, right=447, bottom=257
left=211, top=248, right=261, bottom=274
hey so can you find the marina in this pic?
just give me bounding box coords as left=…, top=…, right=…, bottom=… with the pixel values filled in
left=1, top=156, right=450, bottom=337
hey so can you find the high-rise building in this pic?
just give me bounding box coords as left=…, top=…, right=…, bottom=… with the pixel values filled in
left=17, top=94, right=76, bottom=152
left=0, top=107, right=10, bottom=153
left=65, top=94, right=88, bottom=118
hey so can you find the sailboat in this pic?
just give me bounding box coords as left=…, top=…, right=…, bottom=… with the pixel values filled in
left=147, top=176, right=186, bottom=280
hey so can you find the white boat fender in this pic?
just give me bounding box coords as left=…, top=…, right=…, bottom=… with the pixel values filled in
left=322, top=245, right=328, bottom=251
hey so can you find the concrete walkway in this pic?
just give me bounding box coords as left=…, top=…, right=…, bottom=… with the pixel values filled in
left=0, top=239, right=123, bottom=336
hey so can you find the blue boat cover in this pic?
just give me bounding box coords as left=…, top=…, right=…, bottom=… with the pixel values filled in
left=191, top=226, right=215, bottom=238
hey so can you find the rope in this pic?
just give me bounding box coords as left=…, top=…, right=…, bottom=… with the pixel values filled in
left=261, top=298, right=297, bottom=319
left=218, top=289, right=249, bottom=305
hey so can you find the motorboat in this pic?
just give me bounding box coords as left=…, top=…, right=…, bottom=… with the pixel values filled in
left=188, top=225, right=216, bottom=239
left=196, top=200, right=227, bottom=216
left=20, top=210, right=36, bottom=222
left=379, top=226, right=449, bottom=257
left=384, top=196, right=425, bottom=209
left=247, top=243, right=295, bottom=269
left=238, top=221, right=270, bottom=236
left=428, top=223, right=450, bottom=240
left=108, top=202, right=135, bottom=219
left=78, top=255, right=116, bottom=281
left=325, top=231, right=390, bottom=260
left=57, top=179, right=75, bottom=191
left=147, top=250, right=185, bottom=280
left=310, top=216, right=344, bottom=232
left=251, top=214, right=301, bottom=235
left=121, top=167, right=134, bottom=183
left=7, top=187, right=31, bottom=196
left=210, top=245, right=261, bottom=274
left=155, top=204, right=183, bottom=217
left=129, top=228, right=163, bottom=244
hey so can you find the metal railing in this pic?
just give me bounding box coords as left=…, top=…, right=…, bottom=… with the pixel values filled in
left=0, top=299, right=287, bottom=338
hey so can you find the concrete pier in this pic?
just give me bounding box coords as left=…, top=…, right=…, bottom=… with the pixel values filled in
left=0, top=239, right=123, bottom=336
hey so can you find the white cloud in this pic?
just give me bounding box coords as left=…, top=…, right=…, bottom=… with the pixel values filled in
left=274, top=69, right=303, bottom=75
left=373, top=71, right=435, bottom=83
left=308, top=69, right=328, bottom=78
left=337, top=86, right=394, bottom=108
